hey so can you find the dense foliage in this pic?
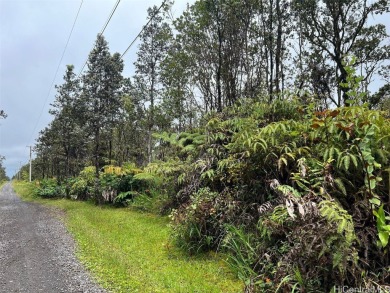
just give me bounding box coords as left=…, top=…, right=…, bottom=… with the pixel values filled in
left=24, top=0, right=390, bottom=291
left=31, top=97, right=390, bottom=291
left=29, top=0, right=389, bottom=181
left=0, top=156, right=9, bottom=183
left=166, top=100, right=390, bottom=291
left=0, top=111, right=9, bottom=183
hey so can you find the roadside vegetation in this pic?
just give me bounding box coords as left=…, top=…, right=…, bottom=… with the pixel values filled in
left=12, top=180, right=242, bottom=293
left=0, top=110, right=8, bottom=185
left=10, top=0, right=390, bottom=292
left=0, top=155, right=9, bottom=185
left=17, top=94, right=390, bottom=291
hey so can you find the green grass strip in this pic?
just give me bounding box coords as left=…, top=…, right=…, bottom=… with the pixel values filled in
left=12, top=181, right=242, bottom=292
left=0, top=181, right=7, bottom=189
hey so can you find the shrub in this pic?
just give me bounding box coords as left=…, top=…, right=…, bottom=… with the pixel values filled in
left=70, top=177, right=90, bottom=200
left=170, top=188, right=217, bottom=253
left=35, top=178, right=65, bottom=198
left=169, top=99, right=390, bottom=291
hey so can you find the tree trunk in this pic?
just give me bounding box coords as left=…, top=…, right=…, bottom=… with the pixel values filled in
left=94, top=127, right=101, bottom=204
left=275, top=0, right=282, bottom=95
left=217, top=25, right=223, bottom=112
left=269, top=0, right=274, bottom=102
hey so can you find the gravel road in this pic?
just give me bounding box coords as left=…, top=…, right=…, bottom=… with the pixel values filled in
left=0, top=182, right=107, bottom=293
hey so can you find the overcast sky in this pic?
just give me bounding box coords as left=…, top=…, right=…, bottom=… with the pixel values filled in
left=0, top=0, right=195, bottom=177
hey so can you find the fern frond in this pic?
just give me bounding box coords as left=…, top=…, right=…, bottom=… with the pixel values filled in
left=276, top=185, right=301, bottom=198
left=334, top=178, right=347, bottom=196
left=343, top=155, right=350, bottom=171
left=318, top=200, right=355, bottom=245
left=349, top=154, right=358, bottom=168
left=257, top=196, right=285, bottom=215
left=134, top=172, right=160, bottom=183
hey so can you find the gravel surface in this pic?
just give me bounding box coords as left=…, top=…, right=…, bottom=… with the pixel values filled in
left=0, top=182, right=108, bottom=293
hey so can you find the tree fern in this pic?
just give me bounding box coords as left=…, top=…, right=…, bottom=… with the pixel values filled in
left=133, top=172, right=160, bottom=183
left=334, top=178, right=347, bottom=196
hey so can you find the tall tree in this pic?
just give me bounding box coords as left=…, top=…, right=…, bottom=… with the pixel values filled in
left=160, top=37, right=201, bottom=131
left=49, top=65, right=85, bottom=178
left=35, top=122, right=63, bottom=179
left=175, top=0, right=248, bottom=111
left=370, top=82, right=390, bottom=111
left=81, top=35, right=124, bottom=200
left=293, top=0, right=390, bottom=106
left=0, top=156, right=9, bottom=182
left=0, top=110, right=6, bottom=119
left=111, top=78, right=148, bottom=166
left=254, top=0, right=292, bottom=100
left=133, top=4, right=172, bottom=163
left=0, top=111, right=8, bottom=182
left=174, top=0, right=292, bottom=108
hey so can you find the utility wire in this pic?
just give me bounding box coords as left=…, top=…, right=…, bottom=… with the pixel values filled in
left=78, top=0, right=121, bottom=76
left=29, top=0, right=84, bottom=144
left=100, top=0, right=121, bottom=36
left=30, top=0, right=164, bottom=143
left=121, top=0, right=167, bottom=58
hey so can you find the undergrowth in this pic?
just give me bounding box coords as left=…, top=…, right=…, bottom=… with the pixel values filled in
left=156, top=98, right=390, bottom=292
left=27, top=93, right=390, bottom=291
left=12, top=180, right=242, bottom=292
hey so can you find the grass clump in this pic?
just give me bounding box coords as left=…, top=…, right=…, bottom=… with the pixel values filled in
left=12, top=180, right=37, bottom=200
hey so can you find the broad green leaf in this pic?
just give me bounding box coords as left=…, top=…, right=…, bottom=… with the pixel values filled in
left=278, top=157, right=288, bottom=170
left=378, top=231, right=389, bottom=248
left=334, top=178, right=347, bottom=195
left=285, top=152, right=295, bottom=160
left=343, top=155, right=350, bottom=170
left=329, top=147, right=335, bottom=159
left=369, top=198, right=381, bottom=207
left=350, top=154, right=358, bottom=168
left=369, top=178, right=376, bottom=190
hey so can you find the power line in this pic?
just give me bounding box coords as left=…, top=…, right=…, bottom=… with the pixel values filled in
left=29, top=0, right=164, bottom=144
left=28, top=0, right=84, bottom=144
left=100, top=0, right=121, bottom=36
left=78, top=0, right=121, bottom=77
left=121, top=0, right=167, bottom=58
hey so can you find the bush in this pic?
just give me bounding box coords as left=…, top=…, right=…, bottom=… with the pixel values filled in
left=131, top=189, right=169, bottom=213
left=169, top=99, right=390, bottom=291
left=170, top=187, right=226, bottom=253
left=70, top=177, right=90, bottom=200
left=35, top=178, right=65, bottom=198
